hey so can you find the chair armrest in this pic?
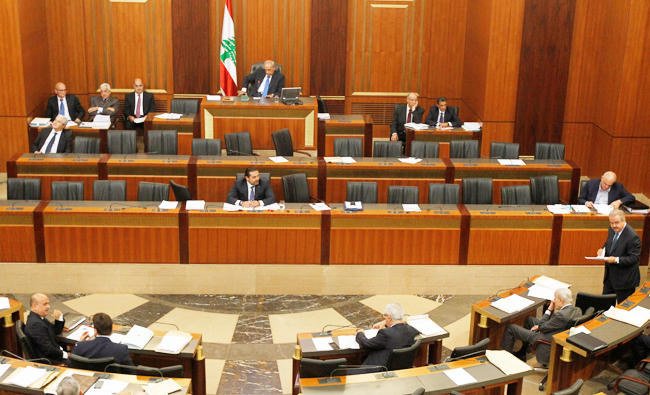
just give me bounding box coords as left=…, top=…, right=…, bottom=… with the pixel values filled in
left=614, top=374, right=650, bottom=392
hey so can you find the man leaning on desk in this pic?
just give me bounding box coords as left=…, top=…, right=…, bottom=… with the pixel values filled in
left=71, top=312, right=133, bottom=366
left=25, top=293, right=67, bottom=363
left=578, top=171, right=635, bottom=209
left=45, top=82, right=84, bottom=124
left=390, top=92, right=424, bottom=144
left=425, top=96, right=462, bottom=128
left=226, top=167, right=276, bottom=208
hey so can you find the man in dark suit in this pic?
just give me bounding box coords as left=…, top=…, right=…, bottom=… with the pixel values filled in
left=425, top=96, right=462, bottom=128
left=30, top=115, right=73, bottom=154
left=501, top=288, right=580, bottom=364
left=242, top=60, right=285, bottom=98
left=226, top=167, right=276, bottom=208
left=45, top=82, right=84, bottom=123
left=355, top=303, right=419, bottom=367
left=87, top=83, right=119, bottom=122
left=390, top=92, right=424, bottom=144
left=124, top=78, right=155, bottom=129
left=71, top=312, right=133, bottom=365
left=24, top=293, right=67, bottom=363
left=597, top=209, right=641, bottom=302
left=578, top=171, right=635, bottom=209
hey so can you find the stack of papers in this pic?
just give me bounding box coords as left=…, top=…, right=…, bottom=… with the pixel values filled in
left=604, top=306, right=650, bottom=327
left=121, top=325, right=154, bottom=349
left=185, top=200, right=206, bottom=211
left=310, top=202, right=331, bottom=211
left=443, top=368, right=477, bottom=385
left=568, top=325, right=591, bottom=336
left=0, top=297, right=10, bottom=309
left=594, top=204, right=612, bottom=215
left=490, top=294, right=535, bottom=314
left=312, top=336, right=334, bottom=351
left=398, top=157, right=423, bottom=164
left=547, top=204, right=572, bottom=214
left=65, top=120, right=78, bottom=127
left=571, top=205, right=591, bottom=213
left=66, top=325, right=95, bottom=341
left=154, top=113, right=183, bottom=120
left=145, top=378, right=183, bottom=395
left=406, top=315, right=446, bottom=336
left=323, top=156, right=356, bottom=164
left=336, top=335, right=360, bottom=349
left=462, top=122, right=482, bottom=131
left=344, top=201, right=363, bottom=211
left=402, top=204, right=421, bottom=212
left=317, top=113, right=331, bottom=120
left=206, top=95, right=222, bottom=101
left=486, top=350, right=532, bottom=375
left=3, top=366, right=50, bottom=388
left=268, top=156, right=288, bottom=163
left=159, top=200, right=179, bottom=210
left=29, top=117, right=51, bottom=127
left=527, top=275, right=570, bottom=300
left=497, top=159, right=526, bottom=166
left=155, top=330, right=193, bottom=354
left=404, top=122, right=431, bottom=130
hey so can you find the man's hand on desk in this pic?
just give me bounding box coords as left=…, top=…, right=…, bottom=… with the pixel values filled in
left=585, top=201, right=594, bottom=209
left=127, top=115, right=135, bottom=122
left=611, top=200, right=622, bottom=209
left=241, top=200, right=261, bottom=208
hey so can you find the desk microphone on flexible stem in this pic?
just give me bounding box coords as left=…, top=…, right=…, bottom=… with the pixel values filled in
left=152, top=321, right=180, bottom=330
left=1, top=349, right=25, bottom=361
left=106, top=202, right=146, bottom=211
left=319, top=324, right=354, bottom=336
left=226, top=149, right=257, bottom=157
left=6, top=201, right=20, bottom=211
left=488, top=288, right=513, bottom=302
left=331, top=365, right=395, bottom=378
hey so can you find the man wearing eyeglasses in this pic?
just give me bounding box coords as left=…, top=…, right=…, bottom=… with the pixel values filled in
left=45, top=82, right=84, bottom=124
left=578, top=171, right=635, bottom=209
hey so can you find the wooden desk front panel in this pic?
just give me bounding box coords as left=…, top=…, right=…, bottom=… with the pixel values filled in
left=329, top=206, right=461, bottom=264
left=323, top=115, right=372, bottom=157
left=42, top=204, right=180, bottom=263
left=188, top=208, right=321, bottom=264
left=107, top=155, right=190, bottom=201
left=0, top=203, right=37, bottom=262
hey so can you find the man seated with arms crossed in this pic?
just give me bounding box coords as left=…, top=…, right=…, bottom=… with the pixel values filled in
left=71, top=312, right=133, bottom=365
left=501, top=288, right=580, bottom=363
left=25, top=293, right=67, bottom=363
left=241, top=60, right=285, bottom=98
left=578, top=170, right=635, bottom=209
left=30, top=115, right=73, bottom=154
left=390, top=92, right=424, bottom=144
left=45, top=82, right=84, bottom=124
left=355, top=303, right=419, bottom=367
left=227, top=167, right=276, bottom=208
left=87, top=83, right=119, bottom=122
left=425, top=96, right=462, bottom=128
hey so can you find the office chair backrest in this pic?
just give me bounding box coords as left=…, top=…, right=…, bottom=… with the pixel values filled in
left=107, top=130, right=137, bottom=154
left=428, top=183, right=460, bottom=204
left=462, top=178, right=493, bottom=204
left=170, top=98, right=199, bottom=115
left=490, top=142, right=520, bottom=159
left=15, top=320, right=36, bottom=360
left=551, top=379, right=583, bottom=395
left=169, top=180, right=191, bottom=202
left=535, top=142, right=565, bottom=160
left=346, top=181, right=378, bottom=203
left=250, top=62, right=283, bottom=74
left=501, top=185, right=532, bottom=205
left=7, top=178, right=41, bottom=200
left=73, top=136, right=101, bottom=154
left=387, top=186, right=419, bottom=204
left=282, top=173, right=310, bottom=203
left=147, top=130, right=178, bottom=155
left=410, top=141, right=439, bottom=158
left=138, top=182, right=170, bottom=201
left=93, top=180, right=126, bottom=201
left=387, top=338, right=421, bottom=370
left=235, top=172, right=271, bottom=184
left=68, top=354, right=115, bottom=371
left=373, top=141, right=402, bottom=158
left=271, top=128, right=295, bottom=157
left=192, top=138, right=221, bottom=156
left=51, top=181, right=84, bottom=201
left=317, top=97, right=328, bottom=113
left=299, top=358, right=347, bottom=378
left=447, top=338, right=490, bottom=362
left=333, top=138, right=362, bottom=157
left=530, top=175, right=560, bottom=204
left=575, top=292, right=617, bottom=315
left=224, top=131, right=253, bottom=155
left=450, top=140, right=479, bottom=158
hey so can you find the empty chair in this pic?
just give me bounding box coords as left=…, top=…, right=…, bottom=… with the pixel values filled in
left=612, top=360, right=650, bottom=395
left=68, top=354, right=115, bottom=371
left=106, top=364, right=184, bottom=378
left=147, top=130, right=178, bottom=155
left=224, top=131, right=254, bottom=155
left=462, top=178, right=493, bottom=204
left=7, top=178, right=41, bottom=200
left=169, top=180, right=191, bottom=202
left=192, top=138, right=221, bottom=156
left=107, top=130, right=137, bottom=154
left=387, top=186, right=419, bottom=204
left=51, top=181, right=84, bottom=201
left=299, top=357, right=347, bottom=378
left=535, top=142, right=565, bottom=160
left=530, top=175, right=560, bottom=204
left=410, top=141, right=439, bottom=158
left=552, top=379, right=584, bottom=395
left=387, top=339, right=421, bottom=370
left=346, top=182, right=378, bottom=203
left=490, top=142, right=520, bottom=159
left=271, top=128, right=310, bottom=157
left=575, top=292, right=617, bottom=315
left=93, top=180, right=126, bottom=201
left=170, top=98, right=199, bottom=116
left=73, top=136, right=101, bottom=154
left=428, top=183, right=460, bottom=204
left=137, top=182, right=170, bottom=201
left=501, top=185, right=532, bottom=205
left=282, top=173, right=311, bottom=203
left=446, top=338, right=490, bottom=362
left=333, top=138, right=362, bottom=157
left=450, top=140, right=479, bottom=158
left=373, top=141, right=402, bottom=158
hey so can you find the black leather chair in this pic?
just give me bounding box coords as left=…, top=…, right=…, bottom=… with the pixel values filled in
left=51, top=181, right=84, bottom=201
left=68, top=354, right=115, bottom=371
left=93, top=180, right=126, bottom=201
left=333, top=138, right=362, bottom=157
left=490, top=142, right=520, bottom=159
left=387, top=186, right=419, bottom=204
left=147, top=130, right=178, bottom=155
left=462, top=178, right=493, bottom=204
left=410, top=141, right=439, bottom=158
left=446, top=338, right=490, bottom=362
left=170, top=98, right=199, bottom=116
left=613, top=358, right=650, bottom=395
left=14, top=321, right=50, bottom=363
left=450, top=140, right=479, bottom=158
left=282, top=173, right=312, bottom=203
left=428, top=183, right=460, bottom=204
left=501, top=185, right=532, bottom=205
left=317, top=97, right=328, bottom=113
left=169, top=180, right=192, bottom=202
left=107, top=130, right=137, bottom=154
left=235, top=172, right=271, bottom=184
left=575, top=292, right=617, bottom=316
left=250, top=62, right=283, bottom=74
left=73, top=136, right=101, bottom=154
left=7, top=178, right=41, bottom=200
left=224, top=131, right=255, bottom=156
left=299, top=357, right=348, bottom=378
left=535, top=142, right=565, bottom=160
left=373, top=141, right=402, bottom=158
left=106, top=363, right=184, bottom=378
left=271, top=128, right=310, bottom=157
left=530, top=175, right=560, bottom=204
left=137, top=182, right=170, bottom=201
left=552, top=379, right=584, bottom=395
left=387, top=339, right=421, bottom=370
left=346, top=181, right=378, bottom=203
left=192, top=138, right=221, bottom=156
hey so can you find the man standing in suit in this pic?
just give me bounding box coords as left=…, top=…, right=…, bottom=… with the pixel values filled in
left=25, top=293, right=67, bottom=363
left=71, top=313, right=133, bottom=365
left=241, top=60, right=285, bottom=98
left=124, top=78, right=155, bottom=129
left=425, top=96, right=462, bottom=128
left=390, top=92, right=424, bottom=144
left=501, top=288, right=580, bottom=364
left=87, top=83, right=119, bottom=122
left=226, top=167, right=276, bottom=208
left=597, top=209, right=641, bottom=302
left=45, top=82, right=84, bottom=123
left=31, top=115, right=72, bottom=154
left=578, top=171, right=635, bottom=209
left=355, top=303, right=419, bottom=367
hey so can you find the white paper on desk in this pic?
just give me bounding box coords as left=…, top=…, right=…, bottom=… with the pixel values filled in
left=3, top=366, right=48, bottom=387
left=604, top=306, right=650, bottom=327
left=363, top=329, right=378, bottom=339
left=406, top=315, right=446, bottom=336
left=155, top=330, right=193, bottom=354
left=336, top=335, right=360, bottom=349
left=547, top=204, right=572, bottom=214
left=569, top=325, right=591, bottom=336
left=497, top=159, right=526, bottom=166
left=526, top=284, right=556, bottom=301
left=344, top=201, right=363, bottom=211
left=443, top=368, right=477, bottom=385
left=91, top=122, right=111, bottom=129
left=154, top=113, right=183, bottom=120
left=268, top=156, right=289, bottom=163
left=490, top=293, right=535, bottom=314
left=404, top=122, right=431, bottom=130
left=0, top=364, right=10, bottom=380
left=262, top=203, right=281, bottom=211
left=79, top=122, right=93, bottom=128
left=339, top=156, right=356, bottom=164
left=159, top=200, right=178, bottom=210
left=402, top=204, right=421, bottom=212
left=486, top=350, right=532, bottom=375
left=85, top=379, right=129, bottom=395
left=133, top=117, right=145, bottom=124
left=65, top=120, right=78, bottom=127
left=94, top=114, right=111, bottom=123
left=67, top=325, right=94, bottom=341
left=571, top=204, right=591, bottom=213
left=109, top=333, right=124, bottom=344
left=206, top=94, right=221, bottom=101
left=398, top=157, right=423, bottom=164
left=222, top=202, right=241, bottom=211
left=310, top=202, right=331, bottom=211
left=145, top=378, right=183, bottom=395
left=0, top=297, right=9, bottom=309
left=462, top=122, right=482, bottom=131
left=533, top=275, right=571, bottom=291
left=312, top=336, right=334, bottom=351
left=121, top=325, right=153, bottom=349
left=185, top=200, right=206, bottom=211
left=30, top=117, right=51, bottom=127
left=594, top=204, right=612, bottom=215
left=317, top=113, right=331, bottom=120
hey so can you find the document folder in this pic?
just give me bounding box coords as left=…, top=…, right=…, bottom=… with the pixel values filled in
left=566, top=332, right=608, bottom=353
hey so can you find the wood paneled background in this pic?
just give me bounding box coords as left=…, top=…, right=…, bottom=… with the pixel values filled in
left=1, top=0, right=648, bottom=195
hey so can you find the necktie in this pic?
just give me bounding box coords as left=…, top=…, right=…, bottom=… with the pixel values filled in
left=135, top=94, right=141, bottom=118
left=59, top=99, right=65, bottom=116
left=407, top=109, right=413, bottom=123
left=261, top=76, right=271, bottom=97
left=44, top=132, right=57, bottom=153
left=438, top=111, right=444, bottom=124
left=249, top=186, right=255, bottom=201
left=611, top=232, right=620, bottom=249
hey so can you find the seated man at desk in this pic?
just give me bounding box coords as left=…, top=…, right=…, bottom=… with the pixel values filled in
left=355, top=303, right=419, bottom=367
left=45, top=82, right=84, bottom=124
left=390, top=92, right=424, bottom=144
left=241, top=60, right=285, bottom=98
left=226, top=167, right=276, bottom=208
left=87, top=83, right=119, bottom=122
left=425, top=96, right=462, bottom=128
left=31, top=115, right=73, bottom=154
left=124, top=78, right=155, bottom=130
left=71, top=312, right=133, bottom=365
left=25, top=293, right=67, bottom=363
left=501, top=288, right=580, bottom=363
left=578, top=171, right=635, bottom=209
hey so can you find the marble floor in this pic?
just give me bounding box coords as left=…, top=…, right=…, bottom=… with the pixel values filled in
left=8, top=292, right=619, bottom=395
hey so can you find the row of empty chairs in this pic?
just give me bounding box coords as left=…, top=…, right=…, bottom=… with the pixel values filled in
left=7, top=178, right=170, bottom=201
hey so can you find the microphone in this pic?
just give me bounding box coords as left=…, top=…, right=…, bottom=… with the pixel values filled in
left=226, top=149, right=258, bottom=157
left=6, top=201, right=22, bottom=211
left=106, top=202, right=147, bottom=211
left=330, top=365, right=393, bottom=378
left=319, top=324, right=354, bottom=336
left=152, top=321, right=179, bottom=330
left=1, top=349, right=25, bottom=360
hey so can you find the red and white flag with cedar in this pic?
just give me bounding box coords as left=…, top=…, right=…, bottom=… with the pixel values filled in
left=219, top=0, right=237, bottom=96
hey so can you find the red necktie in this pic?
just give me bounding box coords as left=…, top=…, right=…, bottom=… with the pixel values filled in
left=407, top=109, right=413, bottom=123
left=135, top=94, right=141, bottom=118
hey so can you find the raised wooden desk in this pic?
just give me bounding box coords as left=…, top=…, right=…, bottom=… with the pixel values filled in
left=144, top=112, right=200, bottom=155
left=0, top=299, right=24, bottom=357
left=405, top=126, right=481, bottom=158
left=200, top=97, right=318, bottom=150
left=0, top=201, right=38, bottom=262
left=318, top=115, right=373, bottom=157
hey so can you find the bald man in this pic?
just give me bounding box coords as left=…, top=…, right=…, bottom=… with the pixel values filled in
left=241, top=60, right=285, bottom=98
left=578, top=171, right=635, bottom=209
left=124, top=78, right=155, bottom=129
left=390, top=92, right=424, bottom=144
left=25, top=293, right=67, bottom=363
left=45, top=82, right=84, bottom=123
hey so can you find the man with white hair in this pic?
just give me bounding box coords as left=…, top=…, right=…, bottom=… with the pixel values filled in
left=355, top=303, right=419, bottom=367
left=578, top=171, right=635, bottom=209
left=30, top=115, right=72, bottom=154
left=88, top=83, right=119, bottom=121
left=241, top=60, right=285, bottom=98
left=501, top=288, right=580, bottom=364
left=56, top=376, right=81, bottom=395
left=45, top=82, right=84, bottom=123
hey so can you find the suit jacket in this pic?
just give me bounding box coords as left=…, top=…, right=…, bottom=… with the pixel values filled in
left=355, top=323, right=419, bottom=367
left=390, top=104, right=424, bottom=141
left=124, top=91, right=155, bottom=129
left=243, top=69, right=285, bottom=97
left=72, top=336, right=133, bottom=365
left=226, top=178, right=276, bottom=206
left=425, top=106, right=462, bottom=127
left=45, top=95, right=85, bottom=121
left=88, top=96, right=120, bottom=119
left=602, top=224, right=641, bottom=290
left=30, top=127, right=73, bottom=153
left=533, top=305, right=581, bottom=363
left=25, top=312, right=65, bottom=362
left=578, top=178, right=635, bottom=206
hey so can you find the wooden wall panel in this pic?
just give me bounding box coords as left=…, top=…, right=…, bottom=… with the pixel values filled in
left=561, top=123, right=593, bottom=174
left=480, top=122, right=515, bottom=157
left=0, top=1, right=26, bottom=116
left=461, top=0, right=489, bottom=119
left=172, top=0, right=210, bottom=93
left=310, top=0, right=348, bottom=96
left=0, top=118, right=31, bottom=172
left=18, top=1, right=50, bottom=116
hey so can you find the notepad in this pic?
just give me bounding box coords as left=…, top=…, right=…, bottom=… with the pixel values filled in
left=185, top=200, right=206, bottom=211
left=406, top=315, right=446, bottom=336
left=309, top=203, right=331, bottom=211
left=312, top=336, right=334, bottom=351
left=29, top=117, right=51, bottom=127
left=145, top=378, right=183, bottom=395
left=344, top=201, right=363, bottom=211
left=402, top=204, right=421, bottom=212
left=0, top=297, right=9, bottom=310
left=268, top=156, right=289, bottom=163
left=120, top=325, right=153, bottom=349
left=486, top=350, right=532, bottom=375
left=490, top=294, right=535, bottom=314
left=67, top=325, right=94, bottom=341
left=155, top=331, right=193, bottom=354
left=443, top=368, right=477, bottom=385
left=336, top=335, right=360, bottom=350
left=398, top=157, right=423, bottom=164
left=159, top=200, right=178, bottom=210
left=154, top=113, right=183, bottom=120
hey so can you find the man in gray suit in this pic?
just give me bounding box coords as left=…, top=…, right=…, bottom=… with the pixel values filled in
left=87, top=83, right=119, bottom=122
left=501, top=288, right=580, bottom=364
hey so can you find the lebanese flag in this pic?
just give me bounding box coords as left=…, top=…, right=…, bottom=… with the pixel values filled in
left=219, top=0, right=237, bottom=96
